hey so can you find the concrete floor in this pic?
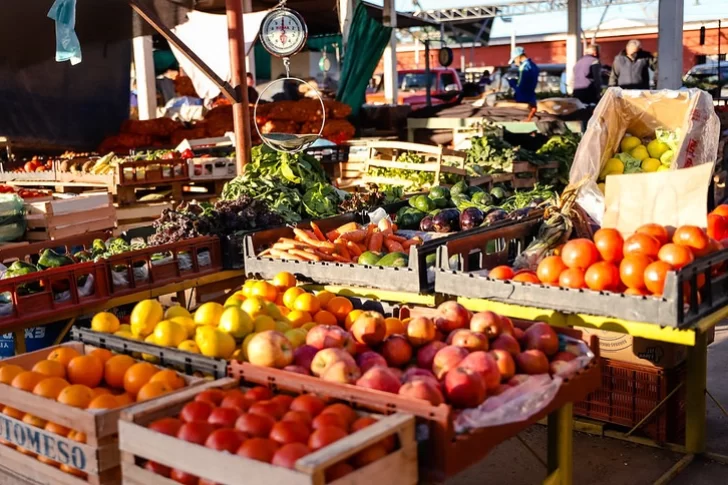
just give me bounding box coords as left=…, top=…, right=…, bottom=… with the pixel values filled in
left=448, top=322, right=728, bottom=485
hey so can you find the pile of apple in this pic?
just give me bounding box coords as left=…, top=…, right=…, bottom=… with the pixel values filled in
left=244, top=302, right=578, bottom=410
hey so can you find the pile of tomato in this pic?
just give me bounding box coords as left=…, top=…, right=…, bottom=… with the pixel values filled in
left=489, top=206, right=728, bottom=298
left=0, top=185, right=50, bottom=199
left=14, top=157, right=52, bottom=173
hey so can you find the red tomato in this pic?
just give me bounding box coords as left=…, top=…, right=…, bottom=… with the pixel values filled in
left=148, top=417, right=182, bottom=437
left=593, top=228, right=624, bottom=263
left=584, top=262, right=620, bottom=291
left=561, top=239, right=600, bottom=270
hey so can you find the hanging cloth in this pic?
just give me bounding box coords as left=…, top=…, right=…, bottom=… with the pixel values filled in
left=47, top=0, right=82, bottom=65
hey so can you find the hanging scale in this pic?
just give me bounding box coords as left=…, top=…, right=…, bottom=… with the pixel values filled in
left=255, top=0, right=325, bottom=153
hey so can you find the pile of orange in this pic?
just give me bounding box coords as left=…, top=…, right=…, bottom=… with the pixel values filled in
left=490, top=223, right=724, bottom=299
left=142, top=386, right=395, bottom=481
left=0, top=346, right=186, bottom=477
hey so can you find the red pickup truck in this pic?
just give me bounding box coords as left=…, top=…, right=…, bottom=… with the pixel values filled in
left=366, top=68, right=463, bottom=109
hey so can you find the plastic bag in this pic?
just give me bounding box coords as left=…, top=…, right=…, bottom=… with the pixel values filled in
left=0, top=194, right=26, bottom=242
left=47, top=0, right=82, bottom=65
left=570, top=88, right=720, bottom=224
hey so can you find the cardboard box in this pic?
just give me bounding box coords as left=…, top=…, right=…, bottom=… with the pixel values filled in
left=576, top=327, right=686, bottom=368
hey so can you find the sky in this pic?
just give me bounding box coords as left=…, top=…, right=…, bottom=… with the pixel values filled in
left=370, top=0, right=728, bottom=37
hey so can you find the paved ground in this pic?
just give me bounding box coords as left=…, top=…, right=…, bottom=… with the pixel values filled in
left=448, top=322, right=728, bottom=485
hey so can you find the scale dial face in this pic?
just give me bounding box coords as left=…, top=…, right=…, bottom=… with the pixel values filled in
left=260, top=8, right=308, bottom=58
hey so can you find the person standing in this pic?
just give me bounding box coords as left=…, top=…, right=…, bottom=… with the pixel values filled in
left=573, top=45, right=602, bottom=105
left=609, top=39, right=655, bottom=89
left=507, top=46, right=540, bottom=120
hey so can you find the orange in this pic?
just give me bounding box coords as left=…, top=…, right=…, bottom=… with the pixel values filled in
left=623, top=233, right=661, bottom=259
left=45, top=421, right=71, bottom=437
left=57, top=384, right=95, bottom=408
left=272, top=272, right=297, bottom=289
left=512, top=271, right=540, bottom=284
left=22, top=413, right=47, bottom=428
left=344, top=309, right=364, bottom=330
left=11, top=371, right=45, bottom=392
left=558, top=268, right=586, bottom=289
left=92, top=387, right=112, bottom=397
left=136, top=381, right=173, bottom=402
left=293, top=293, right=321, bottom=314
left=488, top=265, right=515, bottom=280
left=67, top=355, right=104, bottom=388
left=46, top=347, right=81, bottom=368
left=283, top=287, right=306, bottom=310
left=313, top=310, right=338, bottom=326
left=536, top=256, right=568, bottom=285
left=384, top=318, right=405, bottom=337
left=561, top=239, right=600, bottom=270
left=0, top=364, right=24, bottom=384
left=286, top=310, right=313, bottom=328
left=60, top=464, right=87, bottom=479
left=251, top=281, right=278, bottom=303
left=315, top=291, right=336, bottom=308
left=104, top=354, right=136, bottom=389
left=32, top=360, right=66, bottom=379
left=326, top=297, right=353, bottom=323
left=2, top=406, right=24, bottom=420
left=89, top=348, right=114, bottom=365
left=277, top=305, right=290, bottom=317
left=68, top=430, right=86, bottom=443
left=149, top=369, right=186, bottom=390
left=33, top=377, right=70, bottom=399
left=88, top=394, right=120, bottom=410
left=593, top=228, right=624, bottom=263
left=123, top=362, right=158, bottom=396
left=115, top=392, right=134, bottom=407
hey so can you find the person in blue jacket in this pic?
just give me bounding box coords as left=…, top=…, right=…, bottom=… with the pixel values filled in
left=507, top=46, right=540, bottom=110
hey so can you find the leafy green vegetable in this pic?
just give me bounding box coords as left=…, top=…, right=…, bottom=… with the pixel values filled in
left=615, top=152, right=642, bottom=173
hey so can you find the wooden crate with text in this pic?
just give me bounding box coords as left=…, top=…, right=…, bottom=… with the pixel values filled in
left=25, top=192, right=116, bottom=241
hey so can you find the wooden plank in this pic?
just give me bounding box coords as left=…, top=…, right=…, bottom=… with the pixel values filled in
left=0, top=445, right=97, bottom=485
left=367, top=141, right=465, bottom=158
left=366, top=160, right=443, bottom=172
left=48, top=193, right=113, bottom=216
left=47, top=206, right=117, bottom=231
left=48, top=217, right=117, bottom=240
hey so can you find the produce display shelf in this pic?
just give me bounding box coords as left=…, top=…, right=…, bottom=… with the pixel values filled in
left=118, top=378, right=418, bottom=485
left=227, top=327, right=600, bottom=482
left=434, top=216, right=728, bottom=329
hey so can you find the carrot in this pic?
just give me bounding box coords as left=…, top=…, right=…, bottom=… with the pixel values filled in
left=293, top=228, right=335, bottom=249
left=338, top=230, right=367, bottom=243
left=356, top=243, right=367, bottom=252
left=384, top=239, right=405, bottom=253
left=289, top=249, right=321, bottom=261
left=310, top=222, right=326, bottom=242
left=346, top=241, right=362, bottom=257
left=326, top=230, right=340, bottom=242
left=336, top=222, right=360, bottom=233
left=391, top=224, right=398, bottom=232
left=364, top=224, right=376, bottom=248
left=335, top=241, right=352, bottom=261
left=402, top=240, right=418, bottom=251
left=272, top=242, right=302, bottom=251
left=278, top=238, right=309, bottom=248
left=387, top=234, right=407, bottom=243
left=330, top=253, right=351, bottom=263
left=270, top=248, right=304, bottom=260
left=380, top=228, right=393, bottom=238
left=378, top=218, right=392, bottom=232
left=310, top=249, right=335, bottom=261
left=259, top=249, right=272, bottom=257
left=368, top=232, right=384, bottom=252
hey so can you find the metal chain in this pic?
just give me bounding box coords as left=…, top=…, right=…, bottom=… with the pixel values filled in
left=276, top=0, right=287, bottom=8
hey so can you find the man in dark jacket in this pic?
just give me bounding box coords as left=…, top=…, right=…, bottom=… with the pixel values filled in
left=507, top=46, right=540, bottom=120
left=609, top=39, right=655, bottom=89
left=573, top=45, right=602, bottom=104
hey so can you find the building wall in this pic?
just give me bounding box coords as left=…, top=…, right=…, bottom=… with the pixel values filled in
left=379, top=26, right=726, bottom=73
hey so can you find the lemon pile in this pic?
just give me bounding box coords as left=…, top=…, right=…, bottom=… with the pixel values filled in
left=597, top=133, right=674, bottom=194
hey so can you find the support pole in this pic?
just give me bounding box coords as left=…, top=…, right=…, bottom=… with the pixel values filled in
left=132, top=36, right=157, bottom=120
left=338, top=0, right=355, bottom=56
left=425, top=40, right=432, bottom=107
left=657, top=0, right=684, bottom=89
left=566, top=0, right=582, bottom=94
left=382, top=0, right=398, bottom=105
left=226, top=0, right=252, bottom=171
left=243, top=0, right=256, bottom=83
left=685, top=330, right=708, bottom=453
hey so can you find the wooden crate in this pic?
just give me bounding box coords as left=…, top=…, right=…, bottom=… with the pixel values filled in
left=0, top=342, right=201, bottom=485
left=25, top=192, right=117, bottom=241
left=483, top=161, right=560, bottom=189
left=114, top=202, right=173, bottom=235
left=118, top=378, right=418, bottom=485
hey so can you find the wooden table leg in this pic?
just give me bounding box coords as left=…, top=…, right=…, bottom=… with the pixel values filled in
left=545, top=403, right=573, bottom=485
left=685, top=331, right=708, bottom=454
left=12, top=329, right=26, bottom=355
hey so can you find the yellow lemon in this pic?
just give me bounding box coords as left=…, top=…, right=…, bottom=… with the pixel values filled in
left=130, top=299, right=164, bottom=337
left=230, top=349, right=245, bottom=362
left=91, top=312, right=120, bottom=333
left=641, top=158, right=661, bottom=173
left=660, top=149, right=674, bottom=165
left=657, top=165, right=670, bottom=172
left=114, top=330, right=137, bottom=340
left=301, top=322, right=317, bottom=332
left=142, top=334, right=160, bottom=363
left=253, top=315, right=276, bottom=332
left=241, top=333, right=257, bottom=361
left=241, top=296, right=268, bottom=318
left=286, top=310, right=312, bottom=329
left=170, top=316, right=197, bottom=338
left=118, top=324, right=131, bottom=333
left=178, top=340, right=200, bottom=354
left=225, top=293, right=246, bottom=308
left=620, top=135, right=641, bottom=152
left=153, top=320, right=187, bottom=347
left=275, top=320, right=291, bottom=333
left=195, top=326, right=236, bottom=359
left=647, top=139, right=670, bottom=159
left=193, top=302, right=225, bottom=327
left=165, top=306, right=191, bottom=320
left=597, top=183, right=606, bottom=194
left=218, top=306, right=254, bottom=339
left=265, top=302, right=284, bottom=320
left=599, top=158, right=624, bottom=180
left=241, top=280, right=256, bottom=298
left=630, top=145, right=649, bottom=162
left=285, top=329, right=307, bottom=348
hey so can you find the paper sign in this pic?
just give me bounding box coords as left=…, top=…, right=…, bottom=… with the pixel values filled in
left=601, top=163, right=714, bottom=234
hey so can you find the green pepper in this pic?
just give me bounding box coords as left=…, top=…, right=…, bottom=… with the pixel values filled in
left=4, top=261, right=38, bottom=279
left=37, top=249, right=73, bottom=269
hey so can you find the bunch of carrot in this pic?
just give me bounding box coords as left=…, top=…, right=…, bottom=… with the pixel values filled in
left=260, top=219, right=424, bottom=263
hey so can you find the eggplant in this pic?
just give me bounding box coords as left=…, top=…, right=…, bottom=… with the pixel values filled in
left=420, top=215, right=434, bottom=232
left=483, top=209, right=508, bottom=226
left=433, top=209, right=461, bottom=233
left=460, top=207, right=485, bottom=231
left=509, top=207, right=532, bottom=221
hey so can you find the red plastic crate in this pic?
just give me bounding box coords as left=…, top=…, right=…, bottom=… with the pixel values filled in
left=574, top=358, right=686, bottom=443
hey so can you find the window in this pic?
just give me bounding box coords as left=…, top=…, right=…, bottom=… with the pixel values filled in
left=440, top=72, right=457, bottom=90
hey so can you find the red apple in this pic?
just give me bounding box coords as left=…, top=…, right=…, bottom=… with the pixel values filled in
left=293, top=345, right=319, bottom=370
left=406, top=317, right=437, bottom=347
left=401, top=367, right=438, bottom=384
left=524, top=322, right=559, bottom=356
left=320, top=360, right=361, bottom=384
left=499, top=316, right=515, bottom=337
left=449, top=329, right=489, bottom=352
left=488, top=349, right=516, bottom=381
left=513, top=327, right=525, bottom=343
left=432, top=345, right=469, bottom=380
left=444, top=367, right=486, bottom=408
left=350, top=312, right=387, bottom=346
left=490, top=334, right=521, bottom=356
left=458, top=351, right=500, bottom=390
left=416, top=341, right=447, bottom=369
left=247, top=331, right=294, bottom=368
left=355, top=351, right=388, bottom=374
left=435, top=302, right=470, bottom=333
left=283, top=365, right=311, bottom=376
left=353, top=343, right=371, bottom=355
left=515, top=350, right=550, bottom=375
left=311, top=348, right=356, bottom=376
left=469, top=311, right=503, bottom=339
left=356, top=367, right=401, bottom=394
left=398, top=379, right=444, bottom=405
left=381, top=335, right=413, bottom=368
left=387, top=367, right=403, bottom=381
left=306, top=325, right=355, bottom=353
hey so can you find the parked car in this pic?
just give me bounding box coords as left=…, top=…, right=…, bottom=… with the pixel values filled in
left=683, top=62, right=728, bottom=98
left=366, top=68, right=463, bottom=109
